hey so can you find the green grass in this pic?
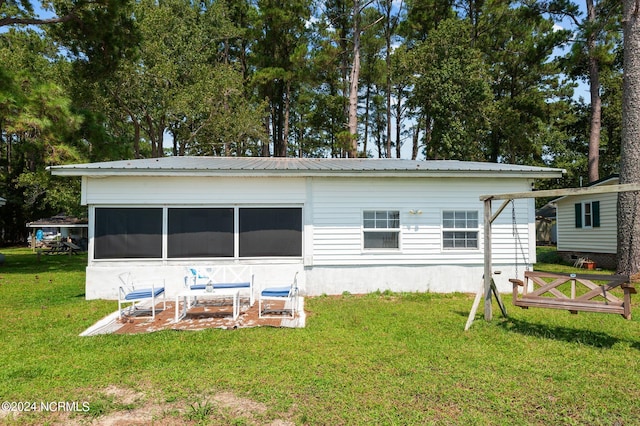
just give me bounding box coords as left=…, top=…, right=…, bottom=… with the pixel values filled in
left=1, top=247, right=639, bottom=425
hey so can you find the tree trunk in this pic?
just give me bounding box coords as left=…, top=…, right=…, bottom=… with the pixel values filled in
left=385, top=54, right=392, bottom=159
left=617, top=0, right=640, bottom=277
left=586, top=0, right=601, bottom=183
left=262, top=115, right=271, bottom=157
left=132, top=119, right=140, bottom=159
left=411, top=121, right=420, bottom=160
left=395, top=95, right=402, bottom=159
left=281, top=79, right=291, bottom=157
left=363, top=84, right=371, bottom=155
left=384, top=1, right=393, bottom=159
left=347, top=0, right=361, bottom=158
left=171, top=128, right=178, bottom=157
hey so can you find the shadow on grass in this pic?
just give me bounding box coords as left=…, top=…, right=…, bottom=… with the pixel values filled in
left=2, top=251, right=87, bottom=274
left=497, top=317, right=624, bottom=349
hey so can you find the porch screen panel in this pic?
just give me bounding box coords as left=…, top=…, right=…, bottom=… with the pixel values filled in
left=239, top=208, right=302, bottom=257
left=94, top=208, right=162, bottom=259
left=168, top=208, right=234, bottom=258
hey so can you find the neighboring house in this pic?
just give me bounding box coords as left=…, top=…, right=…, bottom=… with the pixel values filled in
left=49, top=157, right=564, bottom=299
left=553, top=175, right=619, bottom=269
left=26, top=215, right=89, bottom=249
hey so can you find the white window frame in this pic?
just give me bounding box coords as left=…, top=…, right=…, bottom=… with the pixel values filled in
left=582, top=201, right=593, bottom=229
left=362, top=210, right=401, bottom=251
left=442, top=210, right=479, bottom=250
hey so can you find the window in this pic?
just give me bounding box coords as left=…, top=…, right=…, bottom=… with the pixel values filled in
left=94, top=206, right=303, bottom=260
left=442, top=210, right=478, bottom=249
left=363, top=210, right=400, bottom=249
left=239, top=208, right=302, bottom=257
left=168, top=208, right=234, bottom=258
left=575, top=201, right=600, bottom=228
left=94, top=208, right=162, bottom=259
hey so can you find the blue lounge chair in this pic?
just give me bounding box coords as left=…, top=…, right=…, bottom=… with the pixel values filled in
left=259, top=272, right=299, bottom=319
left=118, top=273, right=166, bottom=320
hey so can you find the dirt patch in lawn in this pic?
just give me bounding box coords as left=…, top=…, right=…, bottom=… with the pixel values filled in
left=1, top=386, right=296, bottom=425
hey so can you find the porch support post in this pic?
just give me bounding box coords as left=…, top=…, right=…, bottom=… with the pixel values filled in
left=484, top=198, right=493, bottom=321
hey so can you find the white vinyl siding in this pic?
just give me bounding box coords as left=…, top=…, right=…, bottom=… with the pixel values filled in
left=84, top=176, right=306, bottom=205
left=85, top=175, right=534, bottom=266
left=556, top=191, right=617, bottom=253
left=310, top=177, right=533, bottom=266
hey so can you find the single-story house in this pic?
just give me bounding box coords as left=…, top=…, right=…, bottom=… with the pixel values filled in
left=26, top=215, right=89, bottom=250
left=553, top=175, right=619, bottom=269
left=49, top=157, right=564, bottom=300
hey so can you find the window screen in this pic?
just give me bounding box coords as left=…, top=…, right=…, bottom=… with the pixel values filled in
left=363, top=211, right=400, bottom=249
left=168, top=208, right=234, bottom=258
left=94, top=208, right=162, bottom=259
left=442, top=210, right=479, bottom=249
left=239, top=208, right=302, bottom=257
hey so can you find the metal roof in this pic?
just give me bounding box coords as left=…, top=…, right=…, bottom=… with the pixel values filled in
left=550, top=174, right=620, bottom=204
left=48, top=156, right=565, bottom=178
left=26, top=215, right=88, bottom=228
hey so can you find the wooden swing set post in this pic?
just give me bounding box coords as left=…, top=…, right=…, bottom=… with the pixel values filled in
left=465, top=182, right=640, bottom=331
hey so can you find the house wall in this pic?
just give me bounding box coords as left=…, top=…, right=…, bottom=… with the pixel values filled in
left=555, top=190, right=617, bottom=255
left=83, top=175, right=536, bottom=299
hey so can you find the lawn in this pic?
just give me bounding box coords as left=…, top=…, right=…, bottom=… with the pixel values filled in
left=0, top=246, right=639, bottom=425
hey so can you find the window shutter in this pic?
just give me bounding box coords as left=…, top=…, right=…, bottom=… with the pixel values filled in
left=593, top=201, right=600, bottom=227
left=575, top=203, right=582, bottom=228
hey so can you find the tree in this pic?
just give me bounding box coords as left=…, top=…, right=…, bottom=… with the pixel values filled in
left=617, top=0, right=640, bottom=277
left=1, top=0, right=139, bottom=77
left=100, top=0, right=265, bottom=158
left=358, top=6, right=384, bottom=156
left=408, top=18, right=492, bottom=160
left=0, top=29, right=86, bottom=242
left=376, top=0, right=401, bottom=158
left=322, top=0, right=355, bottom=157
left=346, top=0, right=361, bottom=157
left=252, top=0, right=312, bottom=157
left=474, top=1, right=572, bottom=165
left=551, top=0, right=622, bottom=182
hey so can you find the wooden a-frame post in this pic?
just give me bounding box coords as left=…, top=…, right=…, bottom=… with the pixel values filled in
left=465, top=182, right=640, bottom=331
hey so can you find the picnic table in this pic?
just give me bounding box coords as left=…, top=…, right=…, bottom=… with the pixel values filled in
left=40, top=241, right=82, bottom=255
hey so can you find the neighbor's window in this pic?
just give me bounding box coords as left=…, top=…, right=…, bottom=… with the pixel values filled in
left=442, top=210, right=478, bottom=249
left=575, top=201, right=600, bottom=228
left=168, top=208, right=234, bottom=258
left=363, top=210, right=400, bottom=249
left=239, top=208, right=302, bottom=257
left=94, top=208, right=162, bottom=259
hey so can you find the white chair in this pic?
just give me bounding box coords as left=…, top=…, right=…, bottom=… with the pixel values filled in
left=259, top=272, right=299, bottom=319
left=118, top=273, right=166, bottom=320
left=185, top=267, right=211, bottom=288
